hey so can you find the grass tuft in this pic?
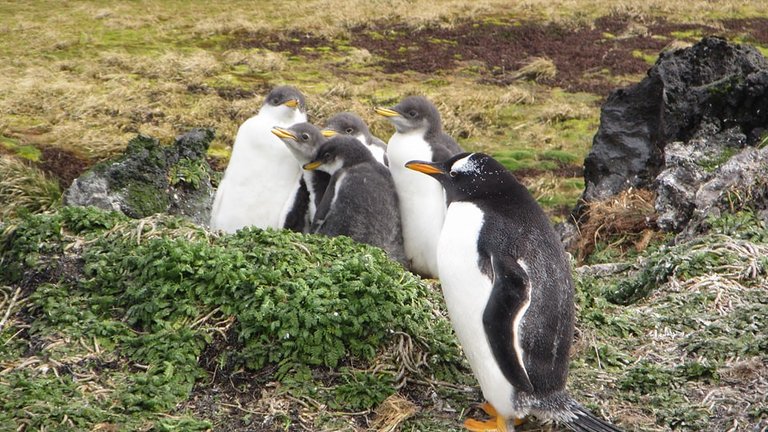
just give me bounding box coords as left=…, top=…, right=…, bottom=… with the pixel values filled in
left=0, top=156, right=61, bottom=221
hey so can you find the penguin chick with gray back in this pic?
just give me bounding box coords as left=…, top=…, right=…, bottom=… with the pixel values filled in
left=406, top=153, right=623, bottom=432
left=271, top=123, right=330, bottom=232
left=303, top=136, right=406, bottom=265
left=322, top=112, right=388, bottom=166
left=210, top=85, right=307, bottom=232
left=375, top=95, right=463, bottom=278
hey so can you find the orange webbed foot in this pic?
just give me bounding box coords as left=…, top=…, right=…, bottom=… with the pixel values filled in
left=463, top=402, right=526, bottom=431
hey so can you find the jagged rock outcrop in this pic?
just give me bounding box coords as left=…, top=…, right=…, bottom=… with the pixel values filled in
left=65, top=129, right=216, bottom=225
left=576, top=36, right=768, bottom=236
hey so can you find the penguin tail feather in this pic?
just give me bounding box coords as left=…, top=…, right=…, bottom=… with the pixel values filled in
left=563, top=403, right=624, bottom=432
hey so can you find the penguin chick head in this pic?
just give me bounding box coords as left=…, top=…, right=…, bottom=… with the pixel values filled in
left=322, top=112, right=371, bottom=141
left=374, top=95, right=441, bottom=134
left=303, top=136, right=374, bottom=175
left=405, top=152, right=513, bottom=203
left=260, top=85, right=307, bottom=120
left=271, top=122, right=326, bottom=164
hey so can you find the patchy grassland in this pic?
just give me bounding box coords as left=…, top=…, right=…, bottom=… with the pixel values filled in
left=1, top=1, right=768, bottom=431
left=2, top=1, right=767, bottom=220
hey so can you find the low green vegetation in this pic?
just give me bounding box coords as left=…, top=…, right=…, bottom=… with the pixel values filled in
left=2, top=205, right=766, bottom=430
left=572, top=210, right=768, bottom=430
left=0, top=206, right=463, bottom=430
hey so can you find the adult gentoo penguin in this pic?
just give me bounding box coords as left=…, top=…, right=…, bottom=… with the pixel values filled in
left=271, top=122, right=330, bottom=232
left=406, top=152, right=623, bottom=432
left=303, top=136, right=406, bottom=265
left=375, top=95, right=462, bottom=278
left=210, top=85, right=307, bottom=233
left=321, top=112, right=388, bottom=165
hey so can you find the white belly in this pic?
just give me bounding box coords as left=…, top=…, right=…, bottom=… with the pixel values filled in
left=210, top=115, right=302, bottom=232
left=387, top=132, right=445, bottom=277
left=438, top=202, right=517, bottom=417
left=365, top=142, right=388, bottom=166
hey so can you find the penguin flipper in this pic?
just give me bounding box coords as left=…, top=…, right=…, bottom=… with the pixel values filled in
left=282, top=177, right=310, bottom=232
left=310, top=173, right=340, bottom=234
left=482, top=254, right=535, bottom=394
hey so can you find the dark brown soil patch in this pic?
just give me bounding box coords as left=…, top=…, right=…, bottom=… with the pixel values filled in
left=721, top=18, right=768, bottom=45
left=349, top=15, right=709, bottom=95
left=37, top=146, right=90, bottom=189
left=228, top=30, right=334, bottom=57
left=228, top=16, right=767, bottom=96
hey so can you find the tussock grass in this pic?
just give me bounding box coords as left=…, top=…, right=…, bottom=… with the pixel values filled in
left=510, top=56, right=558, bottom=83
left=577, top=188, right=658, bottom=261
left=0, top=156, right=61, bottom=221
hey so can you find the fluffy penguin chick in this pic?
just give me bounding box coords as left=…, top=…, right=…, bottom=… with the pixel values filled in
left=271, top=123, right=330, bottom=232
left=322, top=112, right=388, bottom=166
left=375, top=95, right=462, bottom=278
left=406, top=153, right=623, bottom=432
left=303, top=136, right=406, bottom=265
left=210, top=85, right=307, bottom=233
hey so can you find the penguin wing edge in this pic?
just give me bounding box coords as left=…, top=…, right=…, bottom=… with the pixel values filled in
left=482, top=253, right=535, bottom=394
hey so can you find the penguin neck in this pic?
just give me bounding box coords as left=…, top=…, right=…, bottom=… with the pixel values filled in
left=387, top=129, right=435, bottom=167
left=258, top=104, right=306, bottom=126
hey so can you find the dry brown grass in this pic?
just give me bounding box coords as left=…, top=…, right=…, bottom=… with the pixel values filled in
left=371, top=394, right=418, bottom=432
left=510, top=57, right=558, bottom=83
left=576, top=188, right=659, bottom=260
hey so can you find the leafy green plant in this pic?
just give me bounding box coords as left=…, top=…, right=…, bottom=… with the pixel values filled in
left=0, top=206, right=463, bottom=430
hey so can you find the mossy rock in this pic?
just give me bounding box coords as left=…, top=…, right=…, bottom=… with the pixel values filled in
left=64, top=129, right=216, bottom=225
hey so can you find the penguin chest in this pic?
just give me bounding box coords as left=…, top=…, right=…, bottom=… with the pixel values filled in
left=437, top=202, right=517, bottom=418
left=387, top=132, right=445, bottom=276
left=212, top=116, right=302, bottom=231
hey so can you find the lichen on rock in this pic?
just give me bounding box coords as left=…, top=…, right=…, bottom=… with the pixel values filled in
left=64, top=128, right=216, bottom=225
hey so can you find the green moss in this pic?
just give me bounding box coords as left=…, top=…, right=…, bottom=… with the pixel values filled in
left=541, top=149, right=580, bottom=164
left=631, top=49, right=658, bottom=65
left=671, top=29, right=704, bottom=41
left=122, top=181, right=169, bottom=215
left=697, top=146, right=739, bottom=172
left=1, top=136, right=42, bottom=161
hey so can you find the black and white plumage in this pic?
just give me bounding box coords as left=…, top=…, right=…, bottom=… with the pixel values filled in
left=210, top=86, right=307, bottom=232
left=303, top=136, right=406, bottom=265
left=321, top=112, right=388, bottom=166
left=271, top=123, right=330, bottom=232
left=375, top=95, right=462, bottom=278
left=406, top=152, right=623, bottom=432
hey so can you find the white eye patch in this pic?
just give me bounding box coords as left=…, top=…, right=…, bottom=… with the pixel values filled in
left=450, top=153, right=480, bottom=174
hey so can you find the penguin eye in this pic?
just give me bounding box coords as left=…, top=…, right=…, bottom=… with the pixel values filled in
left=345, top=127, right=354, bottom=134
left=300, top=133, right=310, bottom=141
left=449, top=170, right=458, bottom=178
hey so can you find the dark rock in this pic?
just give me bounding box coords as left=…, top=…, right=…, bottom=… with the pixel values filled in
left=575, top=36, right=768, bottom=238
left=583, top=36, right=768, bottom=204
left=65, top=129, right=216, bottom=225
